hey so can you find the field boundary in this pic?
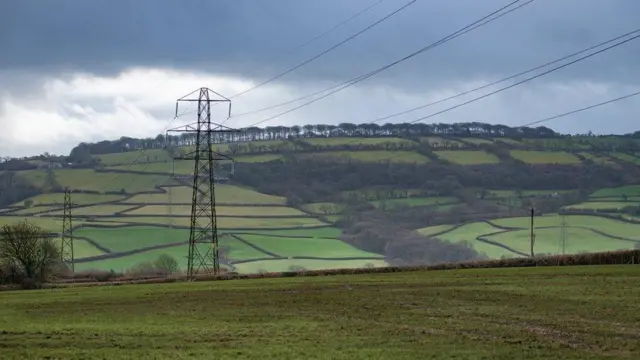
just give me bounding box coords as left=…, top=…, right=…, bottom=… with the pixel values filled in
left=22, top=249, right=640, bottom=291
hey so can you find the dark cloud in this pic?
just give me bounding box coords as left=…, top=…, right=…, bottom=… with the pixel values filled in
left=2, top=0, right=640, bottom=90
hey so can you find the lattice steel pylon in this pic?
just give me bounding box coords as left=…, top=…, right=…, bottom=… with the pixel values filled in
left=559, top=214, right=568, bottom=255
left=61, top=187, right=74, bottom=272
left=167, top=87, right=239, bottom=280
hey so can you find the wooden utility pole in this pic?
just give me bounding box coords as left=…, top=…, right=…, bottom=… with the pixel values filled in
left=530, top=207, right=535, bottom=257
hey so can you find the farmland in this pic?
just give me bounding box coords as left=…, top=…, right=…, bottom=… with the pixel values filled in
left=3, top=129, right=640, bottom=276
left=0, top=266, right=639, bottom=358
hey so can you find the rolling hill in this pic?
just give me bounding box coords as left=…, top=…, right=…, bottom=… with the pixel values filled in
left=1, top=121, right=640, bottom=274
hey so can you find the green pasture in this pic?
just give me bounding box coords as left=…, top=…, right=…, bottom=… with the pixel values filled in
left=123, top=185, right=286, bottom=205
left=339, top=188, right=427, bottom=201
left=74, top=227, right=268, bottom=259
left=18, top=169, right=173, bottom=193
left=590, top=185, right=640, bottom=198
left=434, top=150, right=500, bottom=165
left=0, top=216, right=65, bottom=231
left=48, top=204, right=138, bottom=216
left=7, top=205, right=62, bottom=215
left=302, top=137, right=415, bottom=147
left=51, top=237, right=105, bottom=259
left=233, top=154, right=284, bottom=163
left=232, top=227, right=343, bottom=239
left=12, top=193, right=126, bottom=207
left=432, top=221, right=520, bottom=259
left=490, top=214, right=640, bottom=240
left=509, top=150, right=581, bottom=164
left=486, top=227, right=637, bottom=256
left=370, top=196, right=458, bottom=208
left=126, top=204, right=308, bottom=217
left=237, top=234, right=382, bottom=258
left=97, top=216, right=328, bottom=229
left=303, top=150, right=430, bottom=164
left=93, top=148, right=173, bottom=166
left=565, top=201, right=640, bottom=210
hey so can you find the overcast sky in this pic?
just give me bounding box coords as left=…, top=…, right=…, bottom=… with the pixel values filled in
left=1, top=0, right=639, bottom=157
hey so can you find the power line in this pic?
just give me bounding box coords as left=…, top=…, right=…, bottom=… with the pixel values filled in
left=400, top=31, right=640, bottom=126
left=236, top=0, right=533, bottom=128
left=273, top=0, right=387, bottom=60
left=367, top=28, right=640, bottom=125
left=228, top=0, right=417, bottom=100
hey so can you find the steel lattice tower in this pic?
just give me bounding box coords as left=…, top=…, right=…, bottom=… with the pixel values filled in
left=559, top=214, right=568, bottom=255
left=61, top=187, right=74, bottom=272
left=167, top=88, right=238, bottom=280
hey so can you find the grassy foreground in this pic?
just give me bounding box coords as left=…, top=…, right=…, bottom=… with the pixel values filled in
left=1, top=266, right=639, bottom=359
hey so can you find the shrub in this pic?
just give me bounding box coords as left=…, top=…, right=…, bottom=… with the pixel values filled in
left=0, top=220, right=62, bottom=289
left=154, top=254, right=179, bottom=275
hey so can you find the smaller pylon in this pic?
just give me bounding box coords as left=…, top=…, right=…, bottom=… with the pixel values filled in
left=559, top=214, right=568, bottom=255
left=61, top=187, right=74, bottom=272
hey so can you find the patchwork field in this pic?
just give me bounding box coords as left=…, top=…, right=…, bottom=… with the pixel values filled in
left=509, top=150, right=582, bottom=164
left=417, top=214, right=640, bottom=259
left=435, top=150, right=499, bottom=165
left=300, top=150, right=430, bottom=164
left=1, top=266, right=638, bottom=358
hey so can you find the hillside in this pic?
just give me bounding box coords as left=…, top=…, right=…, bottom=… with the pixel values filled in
left=1, top=122, right=640, bottom=274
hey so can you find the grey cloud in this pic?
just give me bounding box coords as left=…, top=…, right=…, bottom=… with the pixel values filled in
left=2, top=0, right=640, bottom=89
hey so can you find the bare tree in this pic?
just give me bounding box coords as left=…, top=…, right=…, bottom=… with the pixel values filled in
left=154, top=254, right=179, bottom=275
left=0, top=220, right=61, bottom=288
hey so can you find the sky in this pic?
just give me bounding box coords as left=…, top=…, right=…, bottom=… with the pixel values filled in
left=1, top=0, right=639, bottom=157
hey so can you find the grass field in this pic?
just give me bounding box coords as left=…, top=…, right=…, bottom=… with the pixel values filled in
left=579, top=152, right=619, bottom=166
left=94, top=216, right=328, bottom=229
left=509, top=150, right=581, bottom=164
left=565, top=201, right=640, bottom=210
left=18, top=169, right=173, bottom=193
left=460, top=137, right=494, bottom=145
left=485, top=228, right=636, bottom=255
left=591, top=185, right=640, bottom=198
left=434, top=150, right=500, bottom=165
left=1, top=266, right=638, bottom=359
left=302, top=151, right=430, bottom=164
left=11, top=193, right=126, bottom=207
left=123, top=185, right=286, bottom=205
left=124, top=204, right=308, bottom=217
left=608, top=152, right=640, bottom=165
left=237, top=234, right=382, bottom=258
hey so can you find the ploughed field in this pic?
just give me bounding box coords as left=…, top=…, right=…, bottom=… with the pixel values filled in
left=0, top=266, right=638, bottom=359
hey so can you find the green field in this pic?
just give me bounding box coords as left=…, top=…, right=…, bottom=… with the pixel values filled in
left=237, top=234, right=382, bottom=258
left=12, top=193, right=126, bottom=207
left=18, top=169, right=172, bottom=193
left=579, top=152, right=619, bottom=166
left=125, top=204, right=308, bottom=217
left=591, top=185, right=640, bottom=198
left=419, top=136, right=465, bottom=147
left=434, top=150, right=500, bottom=165
left=1, top=266, right=638, bottom=359
left=565, top=201, right=640, bottom=210
left=302, top=150, right=429, bottom=164
left=416, top=214, right=640, bottom=259
left=509, top=150, right=581, bottom=164
left=485, top=228, right=636, bottom=255
left=123, top=185, right=286, bottom=204
left=460, top=137, right=494, bottom=145
left=302, top=202, right=345, bottom=214
left=608, top=152, right=640, bottom=165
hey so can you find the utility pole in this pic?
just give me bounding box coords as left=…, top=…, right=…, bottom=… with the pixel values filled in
left=61, top=187, right=74, bottom=272
left=166, top=87, right=239, bottom=280
left=530, top=207, right=535, bottom=257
